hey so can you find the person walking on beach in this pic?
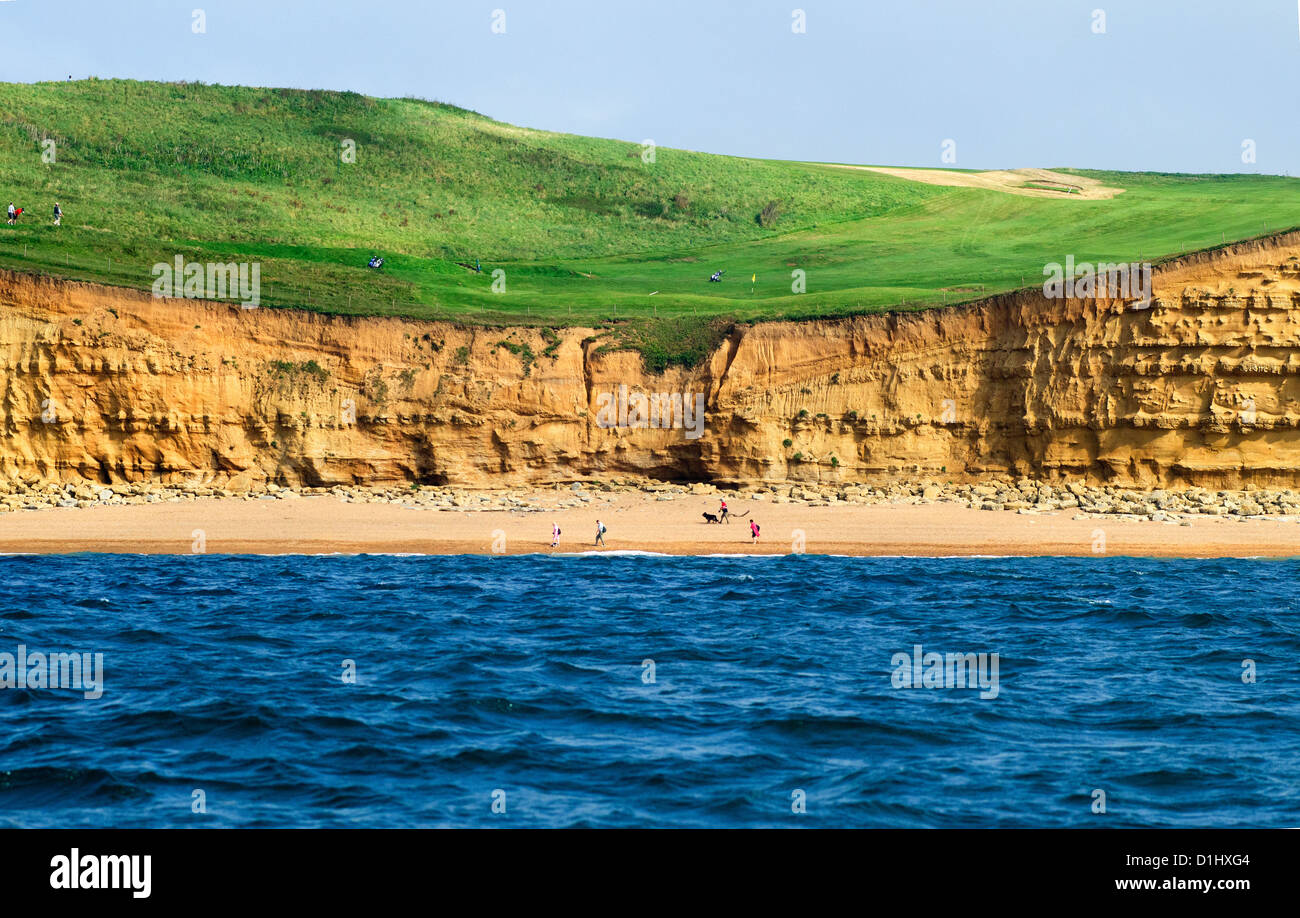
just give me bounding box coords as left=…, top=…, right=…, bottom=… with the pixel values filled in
left=749, top=519, right=760, bottom=544
left=53, top=202, right=62, bottom=226
left=719, top=497, right=729, bottom=523
left=551, top=522, right=561, bottom=549
left=595, top=519, right=606, bottom=547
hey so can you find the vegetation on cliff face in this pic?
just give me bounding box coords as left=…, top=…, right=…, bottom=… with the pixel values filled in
left=595, top=316, right=733, bottom=374
left=1, top=80, right=1300, bottom=370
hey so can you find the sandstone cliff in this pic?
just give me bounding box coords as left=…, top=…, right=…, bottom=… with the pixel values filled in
left=2, top=234, right=1299, bottom=489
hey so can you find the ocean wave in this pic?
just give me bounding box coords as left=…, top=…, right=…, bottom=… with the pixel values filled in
left=0, top=553, right=1297, bottom=828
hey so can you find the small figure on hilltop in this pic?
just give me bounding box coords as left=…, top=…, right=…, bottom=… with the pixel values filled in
left=709, top=269, right=724, bottom=283
left=53, top=203, right=62, bottom=226
left=6, top=203, right=15, bottom=225
left=367, top=255, right=384, bottom=270
left=595, top=519, right=606, bottom=547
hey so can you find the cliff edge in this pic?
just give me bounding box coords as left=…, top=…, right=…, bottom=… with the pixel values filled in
left=3, top=233, right=1299, bottom=489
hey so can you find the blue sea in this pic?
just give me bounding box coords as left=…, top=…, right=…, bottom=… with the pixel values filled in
left=0, top=553, right=1295, bottom=828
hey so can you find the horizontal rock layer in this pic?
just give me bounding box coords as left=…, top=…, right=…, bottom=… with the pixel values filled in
left=2, top=233, right=1299, bottom=489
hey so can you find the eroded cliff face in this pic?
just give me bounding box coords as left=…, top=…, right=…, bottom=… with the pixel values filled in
left=3, top=234, right=1300, bottom=489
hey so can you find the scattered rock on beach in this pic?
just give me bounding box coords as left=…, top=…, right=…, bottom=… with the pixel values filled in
left=0, top=474, right=1298, bottom=523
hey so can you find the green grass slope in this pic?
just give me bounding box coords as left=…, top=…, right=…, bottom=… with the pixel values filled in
left=2, top=79, right=1298, bottom=338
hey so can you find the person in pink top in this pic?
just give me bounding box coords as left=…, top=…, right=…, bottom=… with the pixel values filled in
left=749, top=520, right=760, bottom=543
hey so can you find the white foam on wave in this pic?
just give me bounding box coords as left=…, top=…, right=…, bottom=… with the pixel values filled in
left=556, top=549, right=673, bottom=558
left=862, top=554, right=1055, bottom=560
left=235, top=551, right=434, bottom=558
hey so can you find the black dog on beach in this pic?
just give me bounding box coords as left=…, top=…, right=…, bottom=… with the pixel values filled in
left=703, top=510, right=750, bottom=523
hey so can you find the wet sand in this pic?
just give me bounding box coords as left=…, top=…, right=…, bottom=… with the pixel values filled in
left=0, top=492, right=1297, bottom=557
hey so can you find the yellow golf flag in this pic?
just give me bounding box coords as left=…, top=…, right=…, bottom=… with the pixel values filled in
left=751, top=273, right=756, bottom=283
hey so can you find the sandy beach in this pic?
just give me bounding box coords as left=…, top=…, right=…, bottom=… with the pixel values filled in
left=1, top=491, right=1298, bottom=557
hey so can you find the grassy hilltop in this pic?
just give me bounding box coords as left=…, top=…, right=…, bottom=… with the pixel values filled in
left=1, top=80, right=1299, bottom=341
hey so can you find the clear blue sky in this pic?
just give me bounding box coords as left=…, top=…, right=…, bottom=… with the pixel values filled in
left=2, top=0, right=1298, bottom=174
